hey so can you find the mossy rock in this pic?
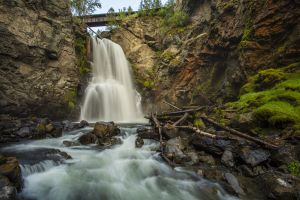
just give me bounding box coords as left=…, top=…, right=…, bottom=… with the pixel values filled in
left=288, top=160, right=300, bottom=177
left=255, top=69, right=285, bottom=90
left=253, top=101, right=300, bottom=128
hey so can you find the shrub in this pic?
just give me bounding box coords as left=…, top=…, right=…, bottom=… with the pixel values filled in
left=288, top=161, right=300, bottom=177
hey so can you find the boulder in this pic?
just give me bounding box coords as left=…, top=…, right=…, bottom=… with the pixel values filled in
left=62, top=120, right=74, bottom=131
left=76, top=120, right=89, bottom=129
left=221, top=150, right=235, bottom=167
left=93, top=122, right=119, bottom=138
left=137, top=127, right=159, bottom=140
left=0, top=175, right=16, bottom=200
left=135, top=136, right=144, bottom=148
left=63, top=140, right=80, bottom=147
left=164, top=137, right=187, bottom=163
left=224, top=173, right=245, bottom=195
left=51, top=127, right=62, bottom=138
left=0, top=156, right=22, bottom=191
left=16, top=127, right=30, bottom=137
left=239, top=147, right=270, bottom=167
left=45, top=123, right=54, bottom=133
left=78, top=133, right=98, bottom=145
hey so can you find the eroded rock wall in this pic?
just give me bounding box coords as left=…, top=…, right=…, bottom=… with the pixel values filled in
left=0, top=0, right=81, bottom=119
left=105, top=0, right=300, bottom=113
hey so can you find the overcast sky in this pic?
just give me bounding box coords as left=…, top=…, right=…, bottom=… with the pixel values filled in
left=95, top=0, right=168, bottom=14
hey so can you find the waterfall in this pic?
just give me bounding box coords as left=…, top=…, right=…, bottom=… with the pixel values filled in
left=80, top=38, right=144, bottom=123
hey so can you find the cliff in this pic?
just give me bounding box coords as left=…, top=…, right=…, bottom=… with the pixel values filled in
left=0, top=0, right=82, bottom=119
left=105, top=0, right=300, bottom=113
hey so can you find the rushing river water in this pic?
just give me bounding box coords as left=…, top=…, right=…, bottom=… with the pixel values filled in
left=2, top=125, right=236, bottom=200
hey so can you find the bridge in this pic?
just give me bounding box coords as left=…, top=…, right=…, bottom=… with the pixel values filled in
left=81, top=12, right=137, bottom=27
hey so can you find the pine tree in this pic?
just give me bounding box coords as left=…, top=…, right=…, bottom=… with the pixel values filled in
left=128, top=6, right=133, bottom=15
left=153, top=0, right=162, bottom=9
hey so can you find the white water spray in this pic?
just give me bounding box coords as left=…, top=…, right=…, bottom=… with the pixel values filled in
left=80, top=38, right=144, bottom=123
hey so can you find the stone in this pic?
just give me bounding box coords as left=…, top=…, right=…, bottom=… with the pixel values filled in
left=0, top=156, right=22, bottom=191
left=62, top=120, right=74, bottom=131
left=51, top=127, right=62, bottom=138
left=78, top=133, right=98, bottom=145
left=77, top=120, right=89, bottom=128
left=63, top=140, right=79, bottom=147
left=135, top=136, right=144, bottom=148
left=224, top=173, right=245, bottom=195
left=0, top=175, right=16, bottom=200
left=240, top=147, right=270, bottom=167
left=221, top=150, right=235, bottom=167
left=191, top=136, right=224, bottom=155
left=164, top=137, right=187, bottom=163
left=45, top=123, right=54, bottom=133
left=16, top=127, right=30, bottom=137
left=259, top=172, right=300, bottom=200
left=198, top=155, right=215, bottom=165
left=93, top=122, right=119, bottom=138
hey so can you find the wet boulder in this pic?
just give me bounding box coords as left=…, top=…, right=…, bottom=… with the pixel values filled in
left=224, top=172, right=245, bottom=195
left=0, top=155, right=22, bottom=191
left=164, top=137, right=188, bottom=163
left=62, top=120, right=74, bottom=131
left=135, top=136, right=144, bottom=148
left=63, top=140, right=80, bottom=147
left=78, top=133, right=98, bottom=145
left=137, top=127, right=159, bottom=141
left=50, top=127, right=62, bottom=138
left=93, top=122, right=120, bottom=138
left=16, top=127, right=31, bottom=137
left=239, top=147, right=270, bottom=167
left=221, top=150, right=235, bottom=167
left=0, top=175, right=16, bottom=200
left=76, top=120, right=89, bottom=129
left=258, top=172, right=300, bottom=200
left=45, top=123, right=54, bottom=133
left=191, top=136, right=226, bottom=155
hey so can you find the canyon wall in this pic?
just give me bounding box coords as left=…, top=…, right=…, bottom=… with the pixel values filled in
left=105, top=0, right=300, bottom=112
left=0, top=0, right=82, bottom=119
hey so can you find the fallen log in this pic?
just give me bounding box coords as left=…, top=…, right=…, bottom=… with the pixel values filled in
left=162, top=100, right=181, bottom=111
left=158, top=106, right=206, bottom=117
left=175, top=126, right=228, bottom=139
left=200, top=115, right=279, bottom=149
left=173, top=113, right=189, bottom=126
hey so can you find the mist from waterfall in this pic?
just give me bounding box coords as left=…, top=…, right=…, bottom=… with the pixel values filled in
left=80, top=38, right=144, bottom=123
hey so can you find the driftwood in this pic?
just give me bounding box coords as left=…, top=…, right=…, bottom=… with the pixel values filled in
left=158, top=106, right=206, bottom=117
left=175, top=126, right=227, bottom=139
left=162, top=100, right=181, bottom=111
left=173, top=113, right=189, bottom=126
left=151, top=113, right=163, bottom=152
left=200, top=115, right=279, bottom=149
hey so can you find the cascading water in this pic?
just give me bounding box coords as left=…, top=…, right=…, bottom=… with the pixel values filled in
left=80, top=38, right=144, bottom=123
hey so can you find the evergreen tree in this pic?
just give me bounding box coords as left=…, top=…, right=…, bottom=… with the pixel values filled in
left=70, top=0, right=101, bottom=16
left=153, top=0, right=162, bottom=9
left=128, top=6, right=133, bottom=15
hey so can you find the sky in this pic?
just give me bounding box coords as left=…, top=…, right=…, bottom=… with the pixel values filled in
left=95, top=0, right=168, bottom=14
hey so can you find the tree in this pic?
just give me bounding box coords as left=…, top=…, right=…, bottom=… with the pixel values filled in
left=153, top=0, right=162, bottom=9
left=128, top=6, right=133, bottom=15
left=70, top=0, right=101, bottom=16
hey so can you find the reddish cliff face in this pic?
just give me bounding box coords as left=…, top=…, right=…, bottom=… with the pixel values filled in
left=106, top=0, right=300, bottom=112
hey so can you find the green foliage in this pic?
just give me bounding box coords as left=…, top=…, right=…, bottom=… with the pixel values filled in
left=194, top=119, right=205, bottom=128
left=227, top=63, right=300, bottom=130
left=288, top=161, right=300, bottom=177
left=70, top=0, right=101, bottom=16
left=75, top=36, right=90, bottom=74
left=143, top=80, right=154, bottom=88
left=160, top=50, right=176, bottom=60
left=36, top=123, right=46, bottom=133
left=64, top=90, right=77, bottom=109
left=253, top=101, right=300, bottom=128
left=161, top=11, right=189, bottom=28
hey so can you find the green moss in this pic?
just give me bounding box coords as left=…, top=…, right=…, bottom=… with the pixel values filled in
left=288, top=161, right=300, bottom=177
left=194, top=119, right=205, bottom=128
left=75, top=37, right=90, bottom=74
left=143, top=80, right=154, bottom=89
left=64, top=90, right=77, bottom=109
left=36, top=123, right=46, bottom=133
left=227, top=63, right=300, bottom=130
left=253, top=101, right=300, bottom=128
left=160, top=51, right=176, bottom=61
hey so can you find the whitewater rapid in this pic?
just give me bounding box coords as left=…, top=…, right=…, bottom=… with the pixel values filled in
left=1, top=126, right=237, bottom=200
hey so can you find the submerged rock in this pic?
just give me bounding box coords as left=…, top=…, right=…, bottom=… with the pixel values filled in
left=63, top=140, right=80, bottom=147
left=93, top=122, right=120, bottom=138
left=78, top=133, right=98, bottom=145
left=76, top=120, right=89, bottom=129
left=135, top=136, right=144, bottom=148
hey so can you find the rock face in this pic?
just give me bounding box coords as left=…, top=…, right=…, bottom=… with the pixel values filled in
left=0, top=0, right=81, bottom=119
left=106, top=0, right=300, bottom=112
